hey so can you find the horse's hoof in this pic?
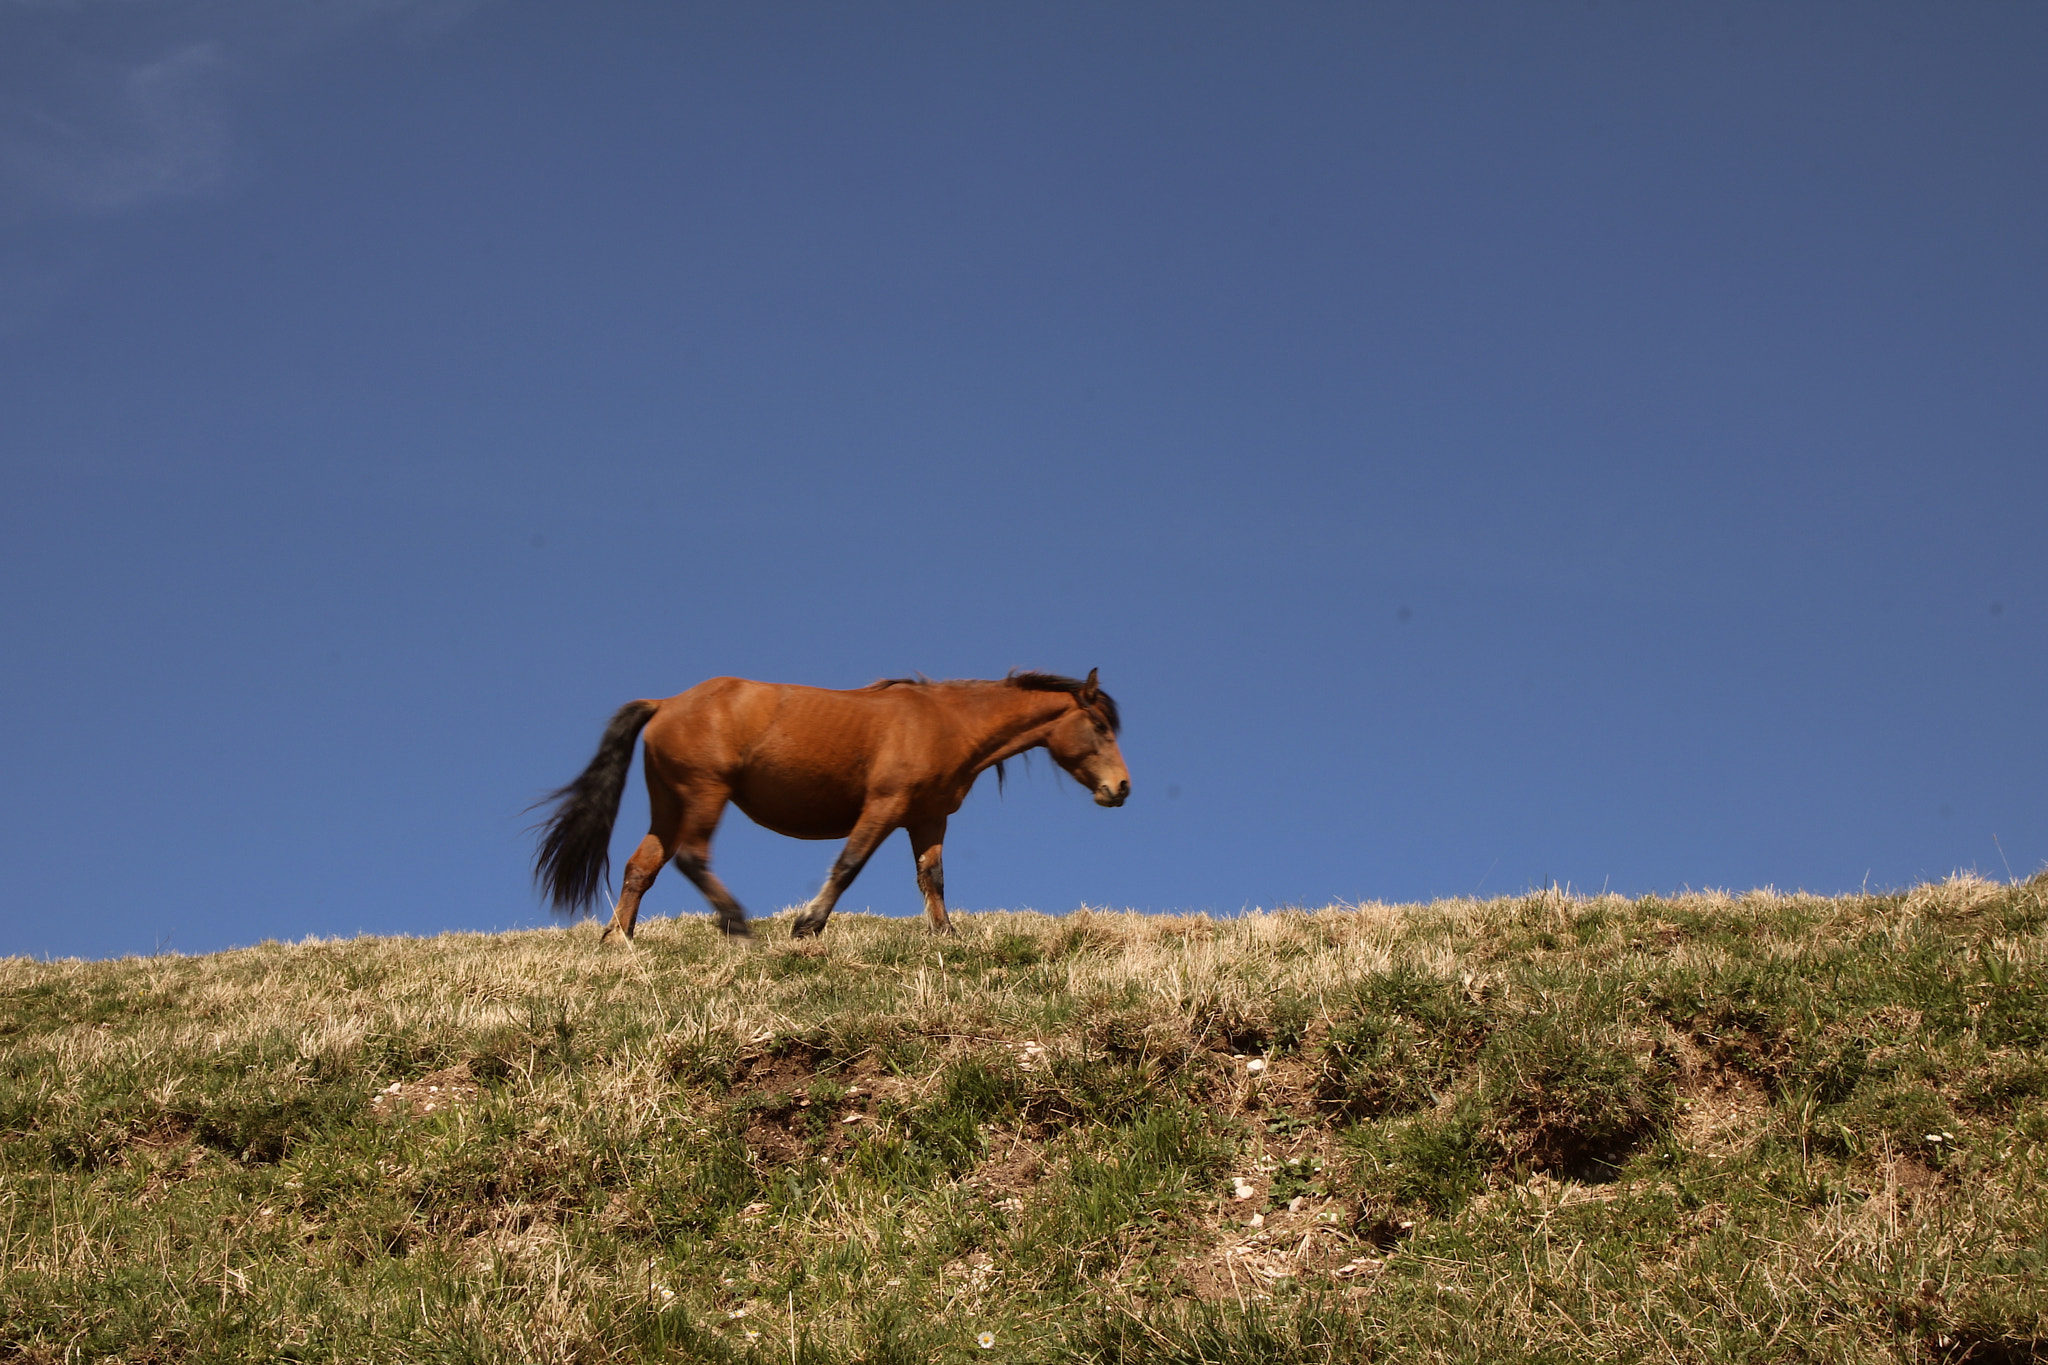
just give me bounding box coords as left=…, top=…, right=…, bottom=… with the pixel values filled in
left=790, top=918, right=823, bottom=939
left=719, top=920, right=752, bottom=940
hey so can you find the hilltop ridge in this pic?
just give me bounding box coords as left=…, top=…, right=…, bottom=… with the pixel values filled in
left=3, top=879, right=2046, bottom=1362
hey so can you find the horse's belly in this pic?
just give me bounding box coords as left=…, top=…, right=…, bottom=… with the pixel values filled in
left=730, top=785, right=862, bottom=841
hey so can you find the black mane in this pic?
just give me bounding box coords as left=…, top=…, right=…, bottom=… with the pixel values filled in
left=1004, top=670, right=1121, bottom=734
left=865, top=670, right=1121, bottom=734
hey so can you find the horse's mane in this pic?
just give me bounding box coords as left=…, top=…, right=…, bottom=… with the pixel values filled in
left=864, top=670, right=1121, bottom=734
left=1004, top=670, right=1121, bottom=734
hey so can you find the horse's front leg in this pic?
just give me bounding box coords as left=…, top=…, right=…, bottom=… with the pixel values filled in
left=907, top=819, right=955, bottom=935
left=791, top=809, right=901, bottom=939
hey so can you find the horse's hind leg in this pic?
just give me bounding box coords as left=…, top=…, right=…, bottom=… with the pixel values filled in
left=600, top=834, right=668, bottom=944
left=673, top=849, right=752, bottom=940
left=668, top=786, right=752, bottom=939
left=602, top=785, right=685, bottom=944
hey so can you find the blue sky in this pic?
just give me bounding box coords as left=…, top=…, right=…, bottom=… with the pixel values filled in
left=3, top=2, right=2042, bottom=961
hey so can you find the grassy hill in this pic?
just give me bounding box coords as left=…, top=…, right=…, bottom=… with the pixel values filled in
left=4, top=879, right=2047, bottom=1363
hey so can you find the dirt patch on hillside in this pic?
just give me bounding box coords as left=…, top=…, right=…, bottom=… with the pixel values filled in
left=724, top=1047, right=910, bottom=1166
left=1676, top=1066, right=1771, bottom=1155
left=368, top=1064, right=480, bottom=1121
left=726, top=1042, right=834, bottom=1093
left=133, top=1141, right=212, bottom=1204
left=1669, top=1033, right=1772, bottom=1155
left=1174, top=1059, right=1382, bottom=1304
left=1174, top=1198, right=1382, bottom=1303
left=1873, top=1150, right=1944, bottom=1213
left=960, top=1131, right=1046, bottom=1207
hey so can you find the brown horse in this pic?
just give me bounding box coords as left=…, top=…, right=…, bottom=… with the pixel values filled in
left=533, top=670, right=1129, bottom=940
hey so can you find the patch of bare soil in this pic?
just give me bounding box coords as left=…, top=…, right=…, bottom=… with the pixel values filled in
left=1235, top=1052, right=1321, bottom=1122
left=724, top=1047, right=910, bottom=1166
left=134, top=1141, right=211, bottom=1205
left=1173, top=1052, right=1388, bottom=1303
left=1174, top=1197, right=1382, bottom=1304
left=959, top=1130, right=1045, bottom=1211
left=1871, top=1149, right=1944, bottom=1214
left=726, top=1044, right=832, bottom=1094
left=368, top=1064, right=480, bottom=1121
left=1672, top=1036, right=1772, bottom=1155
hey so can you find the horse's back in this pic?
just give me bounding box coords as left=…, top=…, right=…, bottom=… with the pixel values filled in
left=641, top=677, right=914, bottom=770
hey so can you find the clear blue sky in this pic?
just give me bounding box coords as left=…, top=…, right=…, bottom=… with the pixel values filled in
left=3, top=2, right=2042, bottom=961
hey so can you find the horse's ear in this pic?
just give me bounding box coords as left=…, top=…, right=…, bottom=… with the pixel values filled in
left=1080, top=668, right=1100, bottom=704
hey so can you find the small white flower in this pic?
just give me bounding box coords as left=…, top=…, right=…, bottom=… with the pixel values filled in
left=730, top=1307, right=747, bottom=1318
left=977, top=1331, right=996, bottom=1349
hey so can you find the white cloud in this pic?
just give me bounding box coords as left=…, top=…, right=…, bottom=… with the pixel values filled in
left=1, top=41, right=230, bottom=214
left=0, top=0, right=499, bottom=220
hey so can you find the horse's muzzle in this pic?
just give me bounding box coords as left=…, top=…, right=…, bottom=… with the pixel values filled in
left=1095, top=780, right=1129, bottom=808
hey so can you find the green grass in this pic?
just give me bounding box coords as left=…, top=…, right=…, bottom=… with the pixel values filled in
left=4, top=876, right=2048, bottom=1361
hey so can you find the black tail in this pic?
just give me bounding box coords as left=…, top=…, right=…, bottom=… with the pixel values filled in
left=531, top=700, right=659, bottom=915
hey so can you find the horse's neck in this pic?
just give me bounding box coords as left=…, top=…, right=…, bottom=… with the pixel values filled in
left=961, top=688, right=1069, bottom=770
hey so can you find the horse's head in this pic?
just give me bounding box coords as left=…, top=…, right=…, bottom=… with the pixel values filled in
left=1045, top=668, right=1130, bottom=807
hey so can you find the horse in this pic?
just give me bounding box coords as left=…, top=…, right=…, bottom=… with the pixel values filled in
left=532, top=669, right=1129, bottom=941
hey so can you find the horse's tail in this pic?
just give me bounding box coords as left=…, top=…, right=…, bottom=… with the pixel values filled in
left=532, top=700, right=659, bottom=915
